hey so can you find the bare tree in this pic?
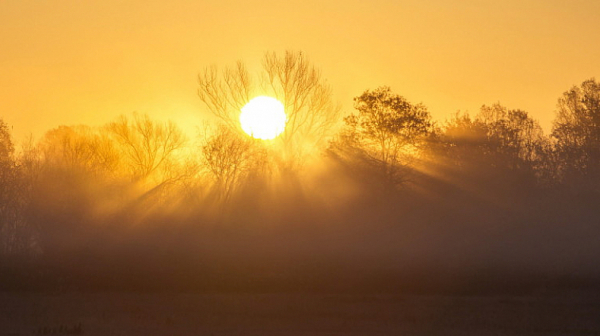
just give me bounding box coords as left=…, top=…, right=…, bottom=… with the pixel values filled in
left=108, top=113, right=187, bottom=183
left=262, top=51, right=340, bottom=151
left=197, top=62, right=254, bottom=130
left=41, top=125, right=120, bottom=177
left=198, top=51, right=340, bottom=161
left=200, top=124, right=267, bottom=201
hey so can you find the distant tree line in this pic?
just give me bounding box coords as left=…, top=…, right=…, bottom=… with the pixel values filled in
left=0, top=52, right=599, bottom=274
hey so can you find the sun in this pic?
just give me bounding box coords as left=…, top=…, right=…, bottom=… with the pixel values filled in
left=239, top=96, right=286, bottom=140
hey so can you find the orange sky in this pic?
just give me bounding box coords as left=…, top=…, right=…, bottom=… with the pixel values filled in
left=1, top=0, right=599, bottom=141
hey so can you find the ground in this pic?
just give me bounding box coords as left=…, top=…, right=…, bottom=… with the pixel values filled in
left=2, top=291, right=600, bottom=335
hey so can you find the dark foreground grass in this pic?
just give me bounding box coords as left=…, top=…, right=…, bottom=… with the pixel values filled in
left=2, top=290, right=600, bottom=336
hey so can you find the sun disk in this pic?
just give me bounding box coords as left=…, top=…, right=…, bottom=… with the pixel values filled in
left=240, top=96, right=286, bottom=140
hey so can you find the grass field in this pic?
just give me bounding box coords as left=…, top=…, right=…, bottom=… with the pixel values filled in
left=2, top=291, right=600, bottom=335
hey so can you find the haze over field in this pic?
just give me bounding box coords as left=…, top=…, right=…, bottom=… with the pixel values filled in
left=1, top=3, right=600, bottom=335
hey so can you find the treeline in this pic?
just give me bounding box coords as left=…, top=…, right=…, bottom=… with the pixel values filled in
left=1, top=53, right=599, bottom=292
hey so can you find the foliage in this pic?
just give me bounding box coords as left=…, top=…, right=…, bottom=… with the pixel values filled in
left=552, top=78, right=600, bottom=189
left=444, top=104, right=546, bottom=173
left=438, top=104, right=548, bottom=201
left=0, top=119, right=14, bottom=168
left=478, top=104, right=546, bottom=170
left=6, top=71, right=600, bottom=270
left=0, top=119, right=36, bottom=255
left=331, top=86, right=433, bottom=187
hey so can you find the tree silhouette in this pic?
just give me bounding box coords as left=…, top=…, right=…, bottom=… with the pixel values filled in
left=0, top=118, right=17, bottom=253
left=0, top=119, right=34, bottom=255
left=41, top=125, right=120, bottom=177
left=477, top=104, right=546, bottom=173
left=0, top=119, right=14, bottom=167
left=439, top=105, right=547, bottom=200
left=552, top=78, right=600, bottom=191
left=200, top=124, right=267, bottom=201
left=331, top=87, right=433, bottom=187
left=108, top=113, right=187, bottom=183
left=198, top=51, right=340, bottom=163
left=262, top=51, right=340, bottom=151
left=198, top=61, right=253, bottom=131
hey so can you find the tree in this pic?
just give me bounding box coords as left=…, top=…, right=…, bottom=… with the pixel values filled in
left=477, top=104, right=546, bottom=172
left=198, top=50, right=340, bottom=161
left=197, top=61, right=253, bottom=131
left=439, top=105, right=547, bottom=196
left=41, top=125, right=120, bottom=177
left=262, top=51, right=340, bottom=150
left=0, top=118, right=17, bottom=253
left=108, top=113, right=187, bottom=183
left=441, top=112, right=489, bottom=170
left=331, top=86, right=433, bottom=186
left=551, top=78, right=600, bottom=189
left=200, top=124, right=267, bottom=201
left=0, top=118, right=34, bottom=255
left=0, top=119, right=14, bottom=169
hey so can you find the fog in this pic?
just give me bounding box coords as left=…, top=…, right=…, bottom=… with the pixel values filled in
left=2, top=77, right=600, bottom=296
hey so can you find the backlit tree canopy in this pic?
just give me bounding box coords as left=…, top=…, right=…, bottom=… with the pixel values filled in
left=0, top=118, right=33, bottom=255
left=331, top=86, right=433, bottom=186
left=552, top=78, right=600, bottom=187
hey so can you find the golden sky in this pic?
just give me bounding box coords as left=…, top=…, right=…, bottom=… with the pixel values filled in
left=1, top=0, right=599, bottom=140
